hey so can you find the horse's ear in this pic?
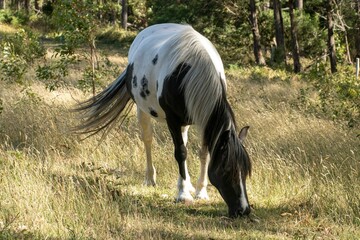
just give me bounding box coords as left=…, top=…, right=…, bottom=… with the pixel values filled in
left=238, top=126, right=250, bottom=143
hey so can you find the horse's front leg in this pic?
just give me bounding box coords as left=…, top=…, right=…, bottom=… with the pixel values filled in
left=195, top=144, right=210, bottom=200
left=137, top=108, right=156, bottom=186
left=180, top=125, right=195, bottom=194
left=167, top=121, right=194, bottom=203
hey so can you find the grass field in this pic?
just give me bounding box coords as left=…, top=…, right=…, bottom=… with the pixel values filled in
left=0, top=24, right=359, bottom=239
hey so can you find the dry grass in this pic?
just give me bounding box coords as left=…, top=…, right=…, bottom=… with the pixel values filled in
left=0, top=23, right=18, bottom=37
left=0, top=45, right=359, bottom=239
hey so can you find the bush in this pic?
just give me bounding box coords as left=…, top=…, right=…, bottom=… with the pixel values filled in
left=0, top=9, right=30, bottom=25
left=300, top=63, right=360, bottom=128
left=0, top=29, right=45, bottom=84
left=97, top=26, right=137, bottom=47
left=0, top=9, right=13, bottom=24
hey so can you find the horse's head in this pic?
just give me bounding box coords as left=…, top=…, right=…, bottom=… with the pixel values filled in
left=208, top=126, right=252, bottom=218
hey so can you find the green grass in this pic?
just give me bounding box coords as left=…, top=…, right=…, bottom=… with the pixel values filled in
left=1, top=27, right=359, bottom=239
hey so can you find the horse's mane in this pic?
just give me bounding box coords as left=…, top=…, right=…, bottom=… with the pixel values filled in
left=164, top=25, right=225, bottom=136
left=204, top=86, right=252, bottom=180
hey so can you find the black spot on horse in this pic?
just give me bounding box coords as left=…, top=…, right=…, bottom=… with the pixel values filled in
left=133, top=75, right=137, bottom=88
left=152, top=54, right=158, bottom=65
left=159, top=62, right=192, bottom=125
left=140, top=75, right=150, bottom=99
left=149, top=108, right=158, bottom=118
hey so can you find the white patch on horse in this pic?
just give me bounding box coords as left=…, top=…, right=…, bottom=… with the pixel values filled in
left=239, top=172, right=249, bottom=213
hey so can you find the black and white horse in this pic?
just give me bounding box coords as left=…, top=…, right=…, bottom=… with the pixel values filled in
left=76, top=23, right=252, bottom=218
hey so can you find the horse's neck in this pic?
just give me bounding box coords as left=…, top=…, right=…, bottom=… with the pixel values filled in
left=203, top=99, right=235, bottom=155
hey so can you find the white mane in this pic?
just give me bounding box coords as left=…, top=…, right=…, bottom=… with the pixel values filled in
left=164, top=25, right=226, bottom=134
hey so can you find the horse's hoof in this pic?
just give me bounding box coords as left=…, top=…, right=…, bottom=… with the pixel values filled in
left=195, top=189, right=209, bottom=200
left=176, top=192, right=194, bottom=204
left=144, top=179, right=156, bottom=187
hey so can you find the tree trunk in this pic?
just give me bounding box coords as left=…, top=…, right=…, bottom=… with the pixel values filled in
left=34, top=0, right=39, bottom=11
left=249, top=0, right=266, bottom=65
left=15, top=0, right=20, bottom=10
left=121, top=0, right=128, bottom=30
left=0, top=0, right=5, bottom=9
left=289, top=0, right=301, bottom=72
left=355, top=0, right=360, bottom=59
left=344, top=31, right=352, bottom=64
left=272, top=0, right=286, bottom=64
left=326, top=0, right=337, bottom=73
left=24, top=0, right=30, bottom=14
left=295, top=0, right=303, bottom=10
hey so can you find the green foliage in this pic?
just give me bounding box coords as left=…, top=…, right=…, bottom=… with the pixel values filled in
left=147, top=0, right=251, bottom=64
left=51, top=0, right=100, bottom=52
left=36, top=52, right=79, bottom=91
left=296, top=12, right=327, bottom=58
left=0, top=9, right=29, bottom=25
left=258, top=7, right=274, bottom=51
left=78, top=56, right=119, bottom=92
left=128, top=0, right=148, bottom=28
left=0, top=29, right=45, bottom=84
left=97, top=26, right=137, bottom=46
left=300, top=63, right=359, bottom=128
left=0, top=9, right=13, bottom=24
left=50, top=0, right=105, bottom=92
left=0, top=42, right=27, bottom=83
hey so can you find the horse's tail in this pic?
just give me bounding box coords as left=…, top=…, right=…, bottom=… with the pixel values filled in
left=73, top=65, right=133, bottom=137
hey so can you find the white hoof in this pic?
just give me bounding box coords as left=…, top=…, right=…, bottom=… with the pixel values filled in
left=176, top=191, right=194, bottom=204
left=144, top=178, right=156, bottom=186
left=195, top=188, right=209, bottom=200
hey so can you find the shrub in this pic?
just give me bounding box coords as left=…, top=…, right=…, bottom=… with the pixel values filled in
left=0, top=29, right=45, bottom=84
left=0, top=9, right=13, bottom=24
left=300, top=62, right=359, bottom=128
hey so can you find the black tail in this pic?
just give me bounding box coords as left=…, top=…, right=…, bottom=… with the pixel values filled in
left=73, top=65, right=133, bottom=136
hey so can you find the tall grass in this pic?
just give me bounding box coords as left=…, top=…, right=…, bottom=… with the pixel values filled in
left=0, top=63, right=359, bottom=239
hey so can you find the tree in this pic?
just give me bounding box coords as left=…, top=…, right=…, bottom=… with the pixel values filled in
left=0, top=0, right=5, bottom=9
left=296, top=0, right=303, bottom=10
left=24, top=0, right=30, bottom=14
left=326, top=0, right=337, bottom=73
left=289, top=0, right=301, bottom=72
left=272, top=0, right=286, bottom=64
left=355, top=0, right=360, bottom=59
left=249, top=0, right=266, bottom=65
left=52, top=0, right=101, bottom=95
left=34, top=0, right=40, bottom=12
left=121, top=0, right=128, bottom=30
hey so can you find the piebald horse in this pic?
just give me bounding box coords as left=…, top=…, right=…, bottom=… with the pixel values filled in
left=75, top=23, right=252, bottom=218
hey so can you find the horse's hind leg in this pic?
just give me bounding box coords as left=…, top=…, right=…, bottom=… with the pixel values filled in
left=137, top=108, right=156, bottom=186
left=195, top=144, right=210, bottom=200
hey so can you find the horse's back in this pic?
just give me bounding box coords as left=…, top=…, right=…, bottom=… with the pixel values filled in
left=127, top=23, right=225, bottom=125
left=128, top=23, right=192, bottom=59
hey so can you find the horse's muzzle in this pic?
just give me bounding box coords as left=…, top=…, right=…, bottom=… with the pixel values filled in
left=229, top=206, right=251, bottom=218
